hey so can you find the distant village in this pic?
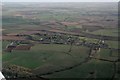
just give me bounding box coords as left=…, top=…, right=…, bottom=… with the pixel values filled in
left=2, top=29, right=112, bottom=58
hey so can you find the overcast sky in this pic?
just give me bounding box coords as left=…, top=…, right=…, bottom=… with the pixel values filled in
left=2, top=0, right=119, bottom=2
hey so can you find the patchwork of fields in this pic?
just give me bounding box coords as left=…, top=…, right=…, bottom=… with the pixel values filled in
left=1, top=2, right=119, bottom=79
left=2, top=40, right=119, bottom=78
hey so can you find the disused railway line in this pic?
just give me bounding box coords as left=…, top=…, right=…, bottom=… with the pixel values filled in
left=47, top=30, right=119, bottom=41
left=6, top=29, right=118, bottom=41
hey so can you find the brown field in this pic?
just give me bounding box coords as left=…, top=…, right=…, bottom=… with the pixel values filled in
left=2, top=36, right=26, bottom=41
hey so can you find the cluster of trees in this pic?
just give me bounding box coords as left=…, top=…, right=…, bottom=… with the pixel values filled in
left=2, top=65, right=32, bottom=79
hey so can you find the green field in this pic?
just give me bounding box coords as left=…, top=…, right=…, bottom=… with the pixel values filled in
left=88, top=29, right=118, bottom=37
left=2, top=40, right=118, bottom=78
left=3, top=41, right=89, bottom=70
left=43, top=60, right=114, bottom=78
left=97, top=49, right=118, bottom=61
left=106, top=40, right=119, bottom=49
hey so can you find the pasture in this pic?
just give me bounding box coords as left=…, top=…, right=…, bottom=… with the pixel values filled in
left=2, top=41, right=89, bottom=71
left=43, top=60, right=114, bottom=78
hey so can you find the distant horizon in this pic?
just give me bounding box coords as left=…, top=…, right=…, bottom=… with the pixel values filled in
left=2, top=0, right=119, bottom=2
left=1, top=1, right=118, bottom=5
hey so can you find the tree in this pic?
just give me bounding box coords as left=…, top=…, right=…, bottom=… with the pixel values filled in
left=68, top=39, right=74, bottom=52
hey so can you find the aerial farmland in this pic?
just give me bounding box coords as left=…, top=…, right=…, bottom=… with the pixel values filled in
left=1, top=2, right=119, bottom=79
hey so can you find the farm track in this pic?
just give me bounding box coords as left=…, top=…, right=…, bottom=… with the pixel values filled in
left=91, top=57, right=118, bottom=62
left=111, top=62, right=117, bottom=80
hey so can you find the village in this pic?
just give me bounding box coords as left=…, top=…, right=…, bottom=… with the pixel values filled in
left=3, top=29, right=109, bottom=53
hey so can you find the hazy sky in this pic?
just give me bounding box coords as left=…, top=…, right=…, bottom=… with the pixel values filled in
left=2, top=0, right=119, bottom=2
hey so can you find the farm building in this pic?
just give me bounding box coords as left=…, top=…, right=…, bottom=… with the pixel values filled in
left=5, top=42, right=17, bottom=52
left=5, top=42, right=33, bottom=52
left=5, top=45, right=16, bottom=52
